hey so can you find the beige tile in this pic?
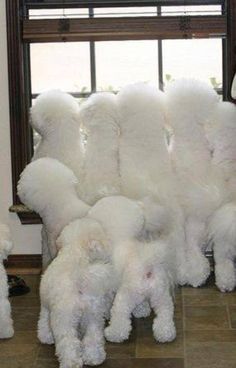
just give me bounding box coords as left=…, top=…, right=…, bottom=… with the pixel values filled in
left=184, top=306, right=229, bottom=330
left=0, top=330, right=38, bottom=345
left=10, top=296, right=40, bottom=308
left=229, top=306, right=236, bottom=328
left=185, top=330, right=236, bottom=368
left=12, top=307, right=40, bottom=331
left=93, top=358, right=184, bottom=368
left=37, top=344, right=56, bottom=360
left=183, top=288, right=236, bottom=307
left=0, top=343, right=38, bottom=367
left=136, top=333, right=184, bottom=358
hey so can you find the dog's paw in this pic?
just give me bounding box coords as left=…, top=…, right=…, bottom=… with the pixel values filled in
left=0, top=324, right=14, bottom=339
left=133, top=301, right=151, bottom=318
left=58, top=337, right=83, bottom=368
left=105, top=323, right=131, bottom=343
left=153, top=319, right=176, bottom=343
left=187, top=256, right=210, bottom=287
left=215, top=262, right=236, bottom=292
left=82, top=344, right=106, bottom=366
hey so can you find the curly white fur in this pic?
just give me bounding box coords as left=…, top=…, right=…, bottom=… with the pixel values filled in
left=165, top=79, right=222, bottom=287
left=206, top=101, right=236, bottom=291
left=0, top=224, right=14, bottom=338
left=18, top=158, right=90, bottom=261
left=38, top=218, right=114, bottom=368
left=79, top=92, right=120, bottom=204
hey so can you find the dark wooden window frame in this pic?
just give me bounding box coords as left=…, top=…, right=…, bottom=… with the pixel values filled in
left=6, top=0, right=236, bottom=224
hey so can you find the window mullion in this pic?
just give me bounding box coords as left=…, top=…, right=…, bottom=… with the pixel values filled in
left=89, top=7, right=97, bottom=92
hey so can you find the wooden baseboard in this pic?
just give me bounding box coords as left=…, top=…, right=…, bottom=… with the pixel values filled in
left=4, top=254, right=42, bottom=270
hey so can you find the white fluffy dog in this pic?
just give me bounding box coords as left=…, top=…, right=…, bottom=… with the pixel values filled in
left=0, top=223, right=14, bottom=338
left=38, top=217, right=114, bottom=368
left=31, top=90, right=84, bottom=183
left=115, top=83, right=188, bottom=286
left=87, top=195, right=176, bottom=344
left=79, top=92, right=120, bottom=204
left=18, top=157, right=177, bottom=360
left=207, top=102, right=236, bottom=291
left=165, top=79, right=225, bottom=287
left=18, top=158, right=90, bottom=261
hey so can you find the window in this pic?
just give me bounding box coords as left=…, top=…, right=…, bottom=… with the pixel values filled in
left=6, top=0, right=236, bottom=223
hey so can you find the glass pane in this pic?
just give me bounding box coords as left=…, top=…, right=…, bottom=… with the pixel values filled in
left=30, top=43, right=91, bottom=94
left=29, top=8, right=89, bottom=19
left=161, top=5, right=222, bottom=16
left=94, top=7, right=157, bottom=17
left=96, top=41, right=159, bottom=91
left=162, top=39, right=222, bottom=89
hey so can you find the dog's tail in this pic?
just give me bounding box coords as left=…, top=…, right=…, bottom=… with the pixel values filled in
left=0, top=223, right=13, bottom=260
left=30, top=90, right=79, bottom=136
left=17, top=158, right=89, bottom=218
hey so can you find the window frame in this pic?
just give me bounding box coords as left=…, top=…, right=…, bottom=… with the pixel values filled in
left=6, top=0, right=236, bottom=224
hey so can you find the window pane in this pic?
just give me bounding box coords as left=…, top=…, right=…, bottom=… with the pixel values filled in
left=29, top=8, right=89, bottom=19
left=96, top=41, right=159, bottom=91
left=161, top=5, right=222, bottom=16
left=162, top=39, right=222, bottom=89
left=94, top=7, right=157, bottom=17
left=30, top=43, right=91, bottom=94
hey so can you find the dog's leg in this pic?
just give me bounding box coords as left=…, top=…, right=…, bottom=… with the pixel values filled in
left=82, top=297, right=106, bottom=366
left=105, top=285, right=143, bottom=343
left=150, top=276, right=176, bottom=343
left=38, top=305, right=54, bottom=344
left=185, top=216, right=210, bottom=287
left=0, top=262, right=14, bottom=338
left=214, top=241, right=236, bottom=292
left=50, top=301, right=82, bottom=368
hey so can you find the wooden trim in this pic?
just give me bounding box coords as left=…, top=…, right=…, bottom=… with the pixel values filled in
left=4, top=254, right=42, bottom=270
left=23, top=15, right=226, bottom=43
left=25, top=0, right=224, bottom=8
left=6, top=0, right=32, bottom=205
left=226, top=0, right=236, bottom=102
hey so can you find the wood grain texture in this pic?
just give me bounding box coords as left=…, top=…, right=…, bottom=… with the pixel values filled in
left=23, top=15, right=226, bottom=42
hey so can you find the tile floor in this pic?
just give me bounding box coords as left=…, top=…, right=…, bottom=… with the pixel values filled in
left=1, top=273, right=236, bottom=368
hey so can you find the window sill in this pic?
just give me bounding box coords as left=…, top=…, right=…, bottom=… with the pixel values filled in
left=9, top=204, right=42, bottom=225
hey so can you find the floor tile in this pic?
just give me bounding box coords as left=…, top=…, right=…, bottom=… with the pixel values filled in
left=0, top=343, right=38, bottom=368
left=136, top=333, right=184, bottom=359
left=184, top=306, right=229, bottom=330
left=185, top=330, right=236, bottom=368
left=0, top=330, right=38, bottom=345
left=94, top=358, right=184, bottom=368
left=12, top=307, right=40, bottom=331
left=228, top=306, right=236, bottom=328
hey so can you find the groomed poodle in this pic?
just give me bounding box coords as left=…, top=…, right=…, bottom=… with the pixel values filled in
left=0, top=223, right=14, bottom=338
left=38, top=217, right=114, bottom=368
left=115, top=83, right=188, bottom=286
left=17, top=158, right=90, bottom=262
left=165, top=78, right=226, bottom=287
left=207, top=101, right=236, bottom=291
left=18, top=158, right=177, bottom=365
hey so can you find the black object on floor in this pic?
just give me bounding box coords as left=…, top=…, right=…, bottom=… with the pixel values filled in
left=7, top=275, right=30, bottom=297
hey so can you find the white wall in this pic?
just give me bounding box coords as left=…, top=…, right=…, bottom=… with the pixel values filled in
left=0, top=1, right=41, bottom=254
